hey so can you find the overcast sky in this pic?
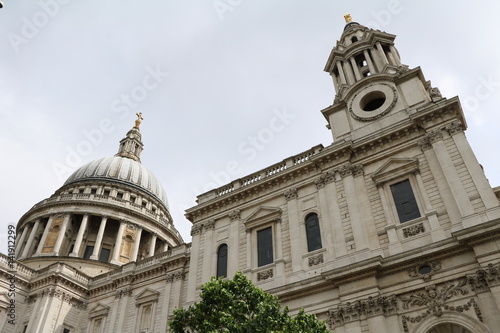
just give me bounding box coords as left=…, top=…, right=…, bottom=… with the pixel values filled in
left=1, top=1, right=500, bottom=255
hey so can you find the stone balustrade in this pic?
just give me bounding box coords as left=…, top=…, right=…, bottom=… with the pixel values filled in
left=28, top=193, right=181, bottom=239
left=197, top=144, right=324, bottom=203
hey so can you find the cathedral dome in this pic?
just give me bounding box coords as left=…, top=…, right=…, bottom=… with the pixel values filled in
left=64, top=155, right=169, bottom=209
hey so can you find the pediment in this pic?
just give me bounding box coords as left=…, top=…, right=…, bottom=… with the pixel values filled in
left=135, top=288, right=160, bottom=304
left=89, top=303, right=110, bottom=317
left=243, top=206, right=282, bottom=231
left=371, top=158, right=419, bottom=185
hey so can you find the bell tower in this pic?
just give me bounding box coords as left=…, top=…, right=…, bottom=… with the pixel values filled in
left=322, top=14, right=443, bottom=142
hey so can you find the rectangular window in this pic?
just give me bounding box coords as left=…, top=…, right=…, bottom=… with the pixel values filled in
left=305, top=214, right=322, bottom=252
left=257, top=227, right=273, bottom=266
left=216, top=244, right=228, bottom=278
left=390, top=179, right=421, bottom=223
left=99, top=248, right=110, bottom=263
left=83, top=245, right=94, bottom=259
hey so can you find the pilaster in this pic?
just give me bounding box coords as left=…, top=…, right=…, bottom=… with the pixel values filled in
left=284, top=188, right=302, bottom=272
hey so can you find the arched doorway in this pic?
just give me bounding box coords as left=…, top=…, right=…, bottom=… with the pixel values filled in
left=427, top=323, right=472, bottom=333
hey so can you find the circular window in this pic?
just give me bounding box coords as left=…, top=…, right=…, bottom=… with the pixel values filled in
left=418, top=265, right=433, bottom=275
left=348, top=83, right=397, bottom=121
left=360, top=91, right=386, bottom=111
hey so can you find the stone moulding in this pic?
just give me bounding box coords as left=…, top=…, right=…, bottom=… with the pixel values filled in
left=257, top=269, right=273, bottom=281
left=326, top=276, right=485, bottom=331
left=402, top=223, right=425, bottom=238
left=467, top=262, right=500, bottom=292
left=407, top=260, right=441, bottom=281
left=308, top=254, right=324, bottom=267
left=326, top=295, right=398, bottom=329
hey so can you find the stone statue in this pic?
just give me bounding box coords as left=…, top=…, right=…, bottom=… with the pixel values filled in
left=134, top=112, right=144, bottom=129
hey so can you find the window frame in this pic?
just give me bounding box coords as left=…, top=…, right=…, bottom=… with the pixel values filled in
left=216, top=243, right=228, bottom=278
left=134, top=289, right=160, bottom=333
left=304, top=213, right=322, bottom=252
left=257, top=226, right=274, bottom=267
left=390, top=178, right=421, bottom=223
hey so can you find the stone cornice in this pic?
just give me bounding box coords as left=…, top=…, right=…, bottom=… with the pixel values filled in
left=89, top=247, right=190, bottom=298
left=186, top=97, right=466, bottom=221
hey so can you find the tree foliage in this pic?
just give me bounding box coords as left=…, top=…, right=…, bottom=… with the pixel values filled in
left=168, top=271, right=329, bottom=333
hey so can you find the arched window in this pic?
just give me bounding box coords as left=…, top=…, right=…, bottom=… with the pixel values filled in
left=351, top=36, right=358, bottom=43
left=305, top=213, right=322, bottom=252
left=216, top=244, right=228, bottom=278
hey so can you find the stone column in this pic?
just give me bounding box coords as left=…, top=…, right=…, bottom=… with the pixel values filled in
left=131, top=226, right=143, bottom=262
left=53, top=213, right=70, bottom=256
left=69, top=213, right=89, bottom=257
left=349, top=57, right=362, bottom=80
left=353, top=165, right=380, bottom=251
left=186, top=224, right=202, bottom=303
left=90, top=216, right=108, bottom=260
left=201, top=220, right=215, bottom=283
left=369, top=49, right=384, bottom=73
left=418, top=137, right=462, bottom=225
left=148, top=233, right=157, bottom=258
left=228, top=210, right=240, bottom=276
left=114, top=288, right=132, bottom=333
left=342, top=60, right=355, bottom=85
left=20, top=219, right=40, bottom=259
left=111, top=220, right=126, bottom=264
left=426, top=129, right=475, bottom=225
left=159, top=276, right=174, bottom=333
left=284, top=188, right=302, bottom=272
left=35, top=216, right=53, bottom=255
left=340, top=164, right=369, bottom=252
left=169, top=271, right=185, bottom=311
left=274, top=217, right=285, bottom=277
left=389, top=45, right=401, bottom=65
left=375, top=42, right=389, bottom=65
left=332, top=73, right=339, bottom=91
left=364, top=49, right=377, bottom=74
left=336, top=60, right=347, bottom=84
left=16, top=223, right=30, bottom=259
left=446, top=121, right=500, bottom=211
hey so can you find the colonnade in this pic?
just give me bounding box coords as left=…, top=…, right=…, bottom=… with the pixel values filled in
left=332, top=41, right=401, bottom=89
left=16, top=213, right=170, bottom=264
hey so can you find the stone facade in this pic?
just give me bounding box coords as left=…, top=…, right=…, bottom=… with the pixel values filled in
left=1, top=18, right=500, bottom=333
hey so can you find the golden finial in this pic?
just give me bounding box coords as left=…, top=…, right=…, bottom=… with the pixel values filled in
left=344, top=14, right=353, bottom=23
left=134, top=112, right=144, bottom=129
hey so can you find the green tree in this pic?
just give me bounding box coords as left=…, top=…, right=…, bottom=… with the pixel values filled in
left=168, top=271, right=329, bottom=333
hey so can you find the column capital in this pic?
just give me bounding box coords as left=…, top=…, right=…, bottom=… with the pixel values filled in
left=228, top=210, right=241, bottom=221
left=427, top=129, right=443, bottom=143
left=284, top=187, right=298, bottom=200
left=315, top=171, right=335, bottom=189
left=190, top=224, right=203, bottom=236
left=418, top=137, right=433, bottom=151
left=338, top=163, right=363, bottom=179
left=445, top=120, right=464, bottom=135
left=204, top=219, right=215, bottom=231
